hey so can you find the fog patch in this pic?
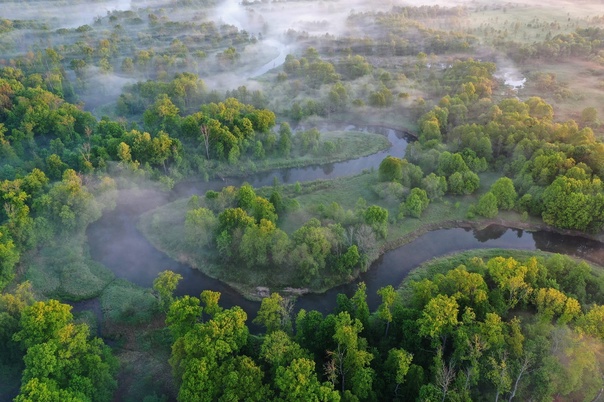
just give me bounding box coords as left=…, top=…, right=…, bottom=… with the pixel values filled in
left=2, top=0, right=136, bottom=29
left=77, top=67, right=138, bottom=113
left=494, top=55, right=527, bottom=90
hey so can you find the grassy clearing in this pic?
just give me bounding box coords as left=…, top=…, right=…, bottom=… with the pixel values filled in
left=23, top=234, right=115, bottom=301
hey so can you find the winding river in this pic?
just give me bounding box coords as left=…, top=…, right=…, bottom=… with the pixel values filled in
left=86, top=125, right=604, bottom=320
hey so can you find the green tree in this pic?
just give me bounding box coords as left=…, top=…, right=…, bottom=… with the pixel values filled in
left=184, top=208, right=218, bottom=248
left=418, top=294, right=459, bottom=346
left=403, top=188, right=430, bottom=218
left=385, top=348, right=413, bottom=398
left=490, top=177, right=517, bottom=210
left=14, top=300, right=117, bottom=402
left=153, top=270, right=183, bottom=313
left=278, top=122, right=293, bottom=157
left=329, top=312, right=374, bottom=398
left=377, top=285, right=397, bottom=336
left=421, top=173, right=447, bottom=201
left=378, top=156, right=403, bottom=182
left=14, top=300, right=73, bottom=348
left=475, top=192, right=499, bottom=218
left=166, top=295, right=202, bottom=338
left=237, top=184, right=256, bottom=211
left=274, top=358, right=340, bottom=402
left=200, top=290, right=222, bottom=317
left=542, top=175, right=604, bottom=231
left=254, top=293, right=292, bottom=334
left=0, top=226, right=20, bottom=289
left=260, top=330, right=308, bottom=370
left=363, top=205, right=388, bottom=238
left=350, top=282, right=370, bottom=328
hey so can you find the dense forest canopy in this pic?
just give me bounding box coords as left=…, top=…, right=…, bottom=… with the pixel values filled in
left=1, top=0, right=604, bottom=400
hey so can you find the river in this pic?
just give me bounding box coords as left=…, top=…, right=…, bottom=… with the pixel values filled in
left=85, top=125, right=604, bottom=320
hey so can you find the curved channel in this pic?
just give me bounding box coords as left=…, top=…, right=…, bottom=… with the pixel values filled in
left=86, top=125, right=604, bottom=319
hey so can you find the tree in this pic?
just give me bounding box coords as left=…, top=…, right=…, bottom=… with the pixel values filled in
left=487, top=352, right=511, bottom=402
left=475, top=192, right=499, bottom=218
left=378, top=156, right=403, bottom=182
left=329, top=312, right=374, bottom=398
left=237, top=184, right=256, bottom=211
left=14, top=300, right=117, bottom=402
left=14, top=300, right=73, bottom=348
left=581, top=106, right=598, bottom=127
left=534, top=288, right=580, bottom=324
left=350, top=282, right=370, bottom=328
left=153, top=270, right=183, bottom=313
left=291, top=220, right=331, bottom=282
left=578, top=305, right=604, bottom=339
left=336, top=245, right=360, bottom=275
left=170, top=305, right=249, bottom=401
left=385, top=348, right=413, bottom=398
left=200, top=290, right=222, bottom=317
left=200, top=123, right=211, bottom=159
left=252, top=196, right=277, bottom=223
left=253, top=293, right=292, bottom=334
left=166, top=295, right=202, bottom=338
left=274, top=358, right=340, bottom=402
left=422, top=173, right=447, bottom=201
left=447, top=172, right=465, bottom=195
left=487, top=257, right=533, bottom=311
left=0, top=226, right=19, bottom=289
left=363, top=205, right=388, bottom=238
left=377, top=285, right=397, bottom=336
left=217, top=208, right=255, bottom=234
left=403, top=188, right=430, bottom=218
left=418, top=294, right=459, bottom=346
left=260, top=330, right=307, bottom=370
left=184, top=208, right=217, bottom=248
left=278, top=122, right=292, bottom=157
left=490, top=177, right=517, bottom=210
left=419, top=117, right=442, bottom=143
left=542, top=175, right=604, bottom=232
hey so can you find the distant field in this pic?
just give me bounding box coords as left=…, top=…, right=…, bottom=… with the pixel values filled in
left=519, top=59, right=604, bottom=132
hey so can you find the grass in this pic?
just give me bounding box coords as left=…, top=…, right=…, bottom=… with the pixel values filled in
left=23, top=233, right=115, bottom=301
left=100, top=279, right=157, bottom=326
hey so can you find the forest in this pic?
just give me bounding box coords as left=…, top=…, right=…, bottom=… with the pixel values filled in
left=1, top=0, right=604, bottom=401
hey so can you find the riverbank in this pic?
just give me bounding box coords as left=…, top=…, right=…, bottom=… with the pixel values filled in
left=190, top=128, right=392, bottom=181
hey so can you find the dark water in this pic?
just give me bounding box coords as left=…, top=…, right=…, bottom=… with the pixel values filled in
left=85, top=125, right=604, bottom=321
